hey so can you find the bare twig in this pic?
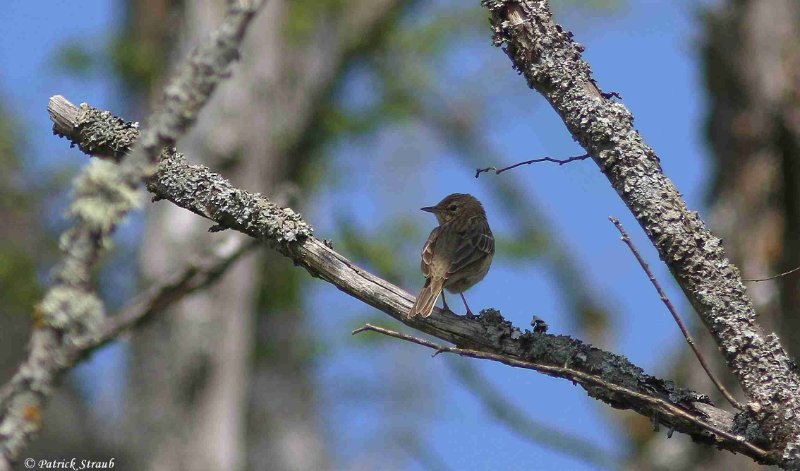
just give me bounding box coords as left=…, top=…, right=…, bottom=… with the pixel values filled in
left=352, top=324, right=768, bottom=460
left=474, top=153, right=591, bottom=178
left=743, top=265, right=800, bottom=283
left=610, top=217, right=743, bottom=410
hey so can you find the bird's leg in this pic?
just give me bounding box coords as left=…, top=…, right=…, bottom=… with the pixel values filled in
left=441, top=292, right=452, bottom=313
left=460, top=293, right=476, bottom=319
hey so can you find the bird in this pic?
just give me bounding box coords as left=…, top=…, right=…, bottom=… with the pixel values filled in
left=408, top=193, right=495, bottom=318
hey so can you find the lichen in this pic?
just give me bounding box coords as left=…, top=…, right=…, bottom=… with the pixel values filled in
left=37, top=286, right=104, bottom=340
left=69, top=160, right=141, bottom=234
left=151, top=154, right=314, bottom=244
left=72, top=105, right=140, bottom=160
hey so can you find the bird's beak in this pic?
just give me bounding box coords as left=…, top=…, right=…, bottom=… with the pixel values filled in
left=420, top=206, right=436, bottom=213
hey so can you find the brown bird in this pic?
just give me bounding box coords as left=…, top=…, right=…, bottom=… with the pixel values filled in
left=408, top=193, right=495, bottom=318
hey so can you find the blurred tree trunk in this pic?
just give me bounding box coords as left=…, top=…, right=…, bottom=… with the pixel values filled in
left=120, top=1, right=408, bottom=470
left=125, top=2, right=299, bottom=469
left=705, top=0, right=800, bottom=344
left=626, top=1, right=800, bottom=469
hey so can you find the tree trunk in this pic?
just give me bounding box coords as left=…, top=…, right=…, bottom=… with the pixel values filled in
left=124, top=2, right=325, bottom=470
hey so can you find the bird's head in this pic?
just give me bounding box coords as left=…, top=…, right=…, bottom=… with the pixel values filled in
left=421, top=193, right=485, bottom=224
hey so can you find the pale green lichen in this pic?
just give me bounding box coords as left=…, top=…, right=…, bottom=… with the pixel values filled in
left=69, top=160, right=141, bottom=234
left=38, top=286, right=104, bottom=338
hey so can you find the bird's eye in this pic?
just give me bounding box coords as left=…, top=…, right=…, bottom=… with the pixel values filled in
left=448, top=204, right=458, bottom=211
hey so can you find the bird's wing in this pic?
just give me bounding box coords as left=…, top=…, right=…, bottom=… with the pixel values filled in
left=420, top=225, right=441, bottom=278
left=446, top=215, right=494, bottom=277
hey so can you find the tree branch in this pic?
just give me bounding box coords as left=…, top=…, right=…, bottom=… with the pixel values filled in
left=47, top=95, right=778, bottom=466
left=0, top=2, right=266, bottom=467
left=481, top=0, right=800, bottom=464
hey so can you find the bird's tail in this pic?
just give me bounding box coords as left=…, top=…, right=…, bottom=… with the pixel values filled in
left=408, top=278, right=444, bottom=318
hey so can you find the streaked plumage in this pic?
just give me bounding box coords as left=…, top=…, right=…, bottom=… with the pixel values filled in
left=408, top=193, right=495, bottom=318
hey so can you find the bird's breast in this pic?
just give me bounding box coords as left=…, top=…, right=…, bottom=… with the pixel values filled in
left=443, top=255, right=492, bottom=293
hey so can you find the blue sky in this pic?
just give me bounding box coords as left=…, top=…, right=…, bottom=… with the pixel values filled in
left=1, top=0, right=719, bottom=469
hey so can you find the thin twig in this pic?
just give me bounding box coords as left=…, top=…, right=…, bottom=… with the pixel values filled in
left=743, top=265, right=800, bottom=282
left=352, top=324, right=767, bottom=459
left=609, top=217, right=743, bottom=410
left=474, top=153, right=591, bottom=178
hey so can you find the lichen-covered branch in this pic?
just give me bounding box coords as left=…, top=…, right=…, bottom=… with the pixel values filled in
left=48, top=95, right=776, bottom=465
left=480, top=0, right=800, bottom=465
left=0, top=2, right=266, bottom=468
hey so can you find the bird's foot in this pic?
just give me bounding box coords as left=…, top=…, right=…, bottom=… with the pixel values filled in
left=442, top=298, right=453, bottom=314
